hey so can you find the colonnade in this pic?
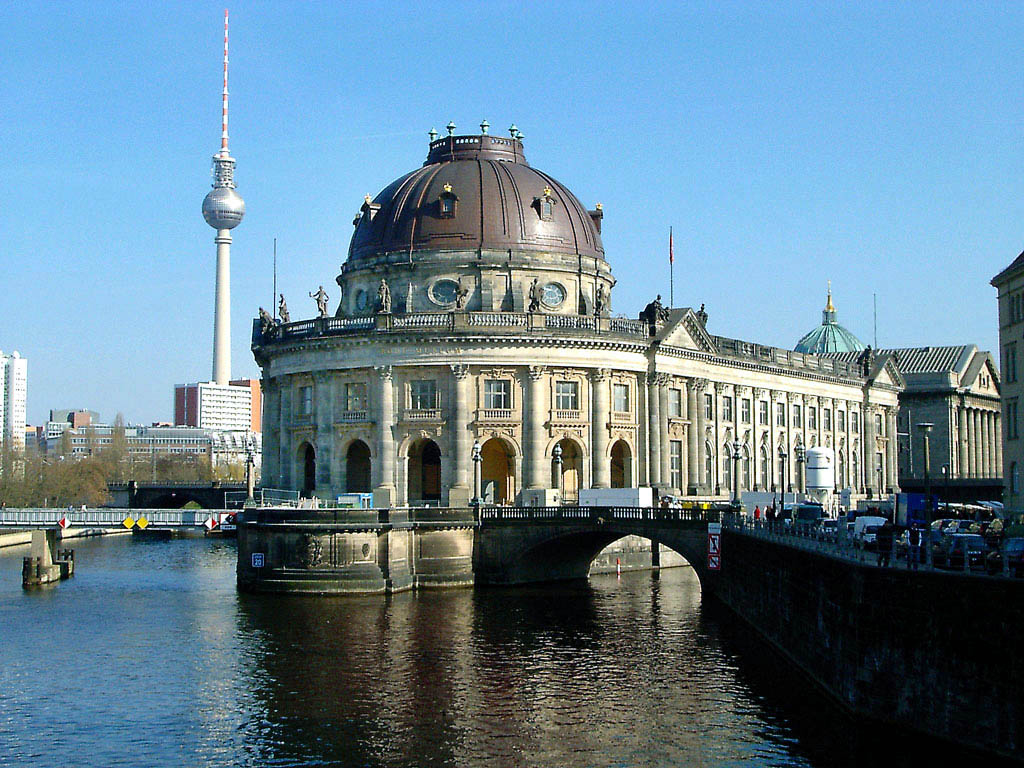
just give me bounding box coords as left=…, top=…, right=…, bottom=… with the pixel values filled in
left=957, top=404, right=1001, bottom=479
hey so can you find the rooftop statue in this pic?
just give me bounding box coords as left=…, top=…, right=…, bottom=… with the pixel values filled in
left=278, top=294, right=290, bottom=324
left=309, top=286, right=329, bottom=318
left=378, top=278, right=391, bottom=314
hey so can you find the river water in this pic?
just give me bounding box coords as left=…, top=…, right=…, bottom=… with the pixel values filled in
left=0, top=534, right=986, bottom=767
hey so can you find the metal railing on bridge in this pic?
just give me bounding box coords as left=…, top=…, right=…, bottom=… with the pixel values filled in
left=478, top=503, right=731, bottom=524
left=0, top=508, right=224, bottom=529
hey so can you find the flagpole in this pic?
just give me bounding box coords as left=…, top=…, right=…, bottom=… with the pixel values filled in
left=273, top=238, right=277, bottom=320
left=669, top=226, right=674, bottom=307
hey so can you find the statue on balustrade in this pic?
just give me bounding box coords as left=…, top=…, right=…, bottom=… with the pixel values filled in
left=278, top=294, right=291, bottom=324
left=377, top=278, right=392, bottom=314
left=309, top=285, right=329, bottom=318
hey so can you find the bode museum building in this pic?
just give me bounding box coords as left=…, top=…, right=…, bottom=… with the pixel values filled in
left=253, top=128, right=902, bottom=507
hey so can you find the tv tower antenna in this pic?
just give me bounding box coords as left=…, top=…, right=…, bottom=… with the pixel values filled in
left=202, top=9, right=245, bottom=386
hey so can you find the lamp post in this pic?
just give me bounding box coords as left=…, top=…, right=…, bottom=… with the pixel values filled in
left=876, top=464, right=883, bottom=502
left=917, top=422, right=934, bottom=566
left=731, top=440, right=742, bottom=505
left=244, top=441, right=255, bottom=506
left=471, top=440, right=482, bottom=511
left=553, top=444, right=563, bottom=502
left=941, top=464, right=949, bottom=516
left=795, top=444, right=806, bottom=496
left=778, top=444, right=788, bottom=508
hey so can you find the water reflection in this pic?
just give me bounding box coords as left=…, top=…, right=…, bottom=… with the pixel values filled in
left=2, top=536, right=1003, bottom=767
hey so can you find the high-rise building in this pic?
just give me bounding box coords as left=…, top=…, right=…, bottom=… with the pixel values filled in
left=0, top=351, right=27, bottom=451
left=174, top=378, right=261, bottom=431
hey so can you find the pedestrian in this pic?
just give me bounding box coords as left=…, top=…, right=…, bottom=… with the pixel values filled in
left=754, top=505, right=761, bottom=522
left=876, top=519, right=894, bottom=567
left=908, top=525, right=922, bottom=571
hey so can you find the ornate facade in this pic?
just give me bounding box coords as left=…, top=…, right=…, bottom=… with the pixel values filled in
left=254, top=129, right=901, bottom=506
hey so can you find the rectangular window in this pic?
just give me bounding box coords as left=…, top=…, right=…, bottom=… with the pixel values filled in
left=838, top=410, right=846, bottom=431
left=410, top=380, right=437, bottom=410
left=555, top=381, right=579, bottom=411
left=776, top=402, right=786, bottom=426
left=1005, top=343, right=1018, bottom=384
left=722, top=396, right=733, bottom=422
left=484, top=379, right=511, bottom=410
left=808, top=406, right=817, bottom=430
left=851, top=411, right=860, bottom=434
left=299, top=386, right=313, bottom=416
left=824, top=408, right=832, bottom=432
left=704, top=393, right=714, bottom=420
left=759, top=401, right=769, bottom=426
left=875, top=413, right=883, bottom=435
left=792, top=404, right=802, bottom=428
left=614, top=383, right=631, bottom=413
left=345, top=382, right=367, bottom=412
left=1009, top=399, right=1019, bottom=440
left=670, top=440, right=683, bottom=489
left=668, top=388, right=682, bottom=418
left=741, top=398, right=751, bottom=424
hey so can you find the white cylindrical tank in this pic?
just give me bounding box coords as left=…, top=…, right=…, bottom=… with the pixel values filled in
left=805, top=446, right=835, bottom=491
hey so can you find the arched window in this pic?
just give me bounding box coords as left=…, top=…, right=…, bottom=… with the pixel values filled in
left=721, top=444, right=732, bottom=494
left=760, top=445, right=770, bottom=490
left=852, top=451, right=860, bottom=492
left=838, top=450, right=846, bottom=489
left=704, top=441, right=715, bottom=488
left=741, top=445, right=751, bottom=490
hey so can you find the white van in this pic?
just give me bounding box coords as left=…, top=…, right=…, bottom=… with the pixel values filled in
left=852, top=515, right=888, bottom=547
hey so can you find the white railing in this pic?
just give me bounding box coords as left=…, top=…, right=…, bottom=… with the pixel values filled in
left=393, top=314, right=449, bottom=329
left=405, top=409, right=442, bottom=421
left=479, top=409, right=514, bottom=420
left=337, top=410, right=369, bottom=423
left=552, top=409, right=582, bottom=422
left=546, top=315, right=597, bottom=331
left=609, top=317, right=646, bottom=335
left=468, top=313, right=528, bottom=327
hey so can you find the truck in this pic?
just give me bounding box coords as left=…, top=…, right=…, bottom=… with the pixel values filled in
left=578, top=487, right=654, bottom=508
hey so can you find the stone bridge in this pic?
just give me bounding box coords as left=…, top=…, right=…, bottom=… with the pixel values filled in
left=235, top=505, right=724, bottom=594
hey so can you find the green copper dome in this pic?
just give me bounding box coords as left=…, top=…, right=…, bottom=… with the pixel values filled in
left=794, top=286, right=866, bottom=355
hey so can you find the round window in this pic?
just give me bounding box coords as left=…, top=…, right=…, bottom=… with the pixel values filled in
left=355, top=289, right=369, bottom=311
left=430, top=279, right=459, bottom=306
left=541, top=282, right=566, bottom=307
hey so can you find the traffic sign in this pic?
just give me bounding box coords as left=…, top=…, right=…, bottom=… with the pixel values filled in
left=707, top=522, right=722, bottom=570
left=204, top=517, right=218, bottom=531
left=252, top=552, right=265, bottom=568
left=122, top=516, right=136, bottom=529
left=136, top=516, right=149, bottom=530
left=57, top=516, right=70, bottom=530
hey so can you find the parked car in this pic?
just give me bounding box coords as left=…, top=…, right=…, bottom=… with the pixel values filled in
left=985, top=537, right=1024, bottom=576
left=792, top=503, right=826, bottom=532
left=932, top=534, right=987, bottom=571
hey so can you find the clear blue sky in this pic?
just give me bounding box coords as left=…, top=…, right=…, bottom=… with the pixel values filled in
left=2, top=1, right=1021, bottom=426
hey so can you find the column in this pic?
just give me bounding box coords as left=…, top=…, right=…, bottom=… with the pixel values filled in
left=958, top=404, right=970, bottom=478
left=647, top=372, right=662, bottom=487
left=983, top=411, right=993, bottom=478
left=972, top=409, right=982, bottom=480
left=373, top=365, right=395, bottom=505
left=659, top=377, right=671, bottom=490
left=313, top=371, right=333, bottom=492
left=525, top=366, right=547, bottom=489
left=751, top=388, right=762, bottom=490
left=261, top=378, right=279, bottom=487
left=450, top=364, right=471, bottom=492
left=996, top=412, right=1003, bottom=479
left=680, top=379, right=691, bottom=491
left=694, top=379, right=708, bottom=491
left=686, top=379, right=700, bottom=492
left=590, top=369, right=611, bottom=488
left=887, top=408, right=899, bottom=491
left=278, top=375, right=292, bottom=488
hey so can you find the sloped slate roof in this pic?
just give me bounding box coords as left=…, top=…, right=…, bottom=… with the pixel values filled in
left=877, top=346, right=973, bottom=375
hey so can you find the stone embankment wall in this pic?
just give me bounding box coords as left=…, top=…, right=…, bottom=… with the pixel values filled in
left=712, top=532, right=1023, bottom=761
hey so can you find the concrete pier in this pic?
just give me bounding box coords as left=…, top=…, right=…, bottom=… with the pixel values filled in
left=22, top=530, right=74, bottom=587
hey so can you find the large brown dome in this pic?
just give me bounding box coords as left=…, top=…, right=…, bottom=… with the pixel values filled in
left=347, top=133, right=605, bottom=263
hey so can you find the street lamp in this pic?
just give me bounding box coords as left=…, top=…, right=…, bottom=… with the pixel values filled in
left=778, top=444, right=788, bottom=507
left=876, top=464, right=883, bottom=502
left=731, top=439, right=743, bottom=505
left=917, top=422, right=934, bottom=566
left=553, top=444, right=563, bottom=501
left=941, top=464, right=949, bottom=516
left=471, top=440, right=482, bottom=510
left=795, top=443, right=806, bottom=496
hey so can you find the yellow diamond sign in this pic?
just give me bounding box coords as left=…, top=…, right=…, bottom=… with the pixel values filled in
left=122, top=516, right=136, bottom=529
left=136, top=516, right=149, bottom=530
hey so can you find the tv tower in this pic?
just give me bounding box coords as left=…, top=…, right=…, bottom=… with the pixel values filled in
left=201, top=9, right=245, bottom=385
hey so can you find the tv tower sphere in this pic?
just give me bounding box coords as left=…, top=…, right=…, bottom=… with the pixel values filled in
left=203, top=182, right=245, bottom=230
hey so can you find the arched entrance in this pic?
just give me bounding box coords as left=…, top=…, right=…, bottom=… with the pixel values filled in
left=346, top=440, right=371, bottom=493
left=481, top=438, right=516, bottom=504
left=299, top=442, right=316, bottom=498
left=408, top=439, right=442, bottom=503
left=610, top=440, right=631, bottom=488
left=552, top=439, right=583, bottom=503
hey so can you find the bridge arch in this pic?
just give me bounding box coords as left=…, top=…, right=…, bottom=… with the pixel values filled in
left=476, top=521, right=710, bottom=589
